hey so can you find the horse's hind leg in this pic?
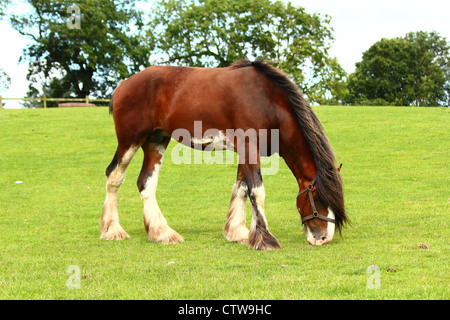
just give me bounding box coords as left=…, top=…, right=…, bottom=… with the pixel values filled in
left=223, top=164, right=250, bottom=244
left=137, top=132, right=183, bottom=244
left=101, top=145, right=139, bottom=240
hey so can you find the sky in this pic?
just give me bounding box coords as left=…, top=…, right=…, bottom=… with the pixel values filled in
left=296, top=0, right=450, bottom=73
left=1, top=0, right=450, bottom=108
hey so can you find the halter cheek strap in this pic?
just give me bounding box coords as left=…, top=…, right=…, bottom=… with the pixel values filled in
left=297, top=177, right=336, bottom=225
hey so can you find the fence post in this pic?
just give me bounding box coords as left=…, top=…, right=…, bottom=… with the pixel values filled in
left=0, top=95, right=2, bottom=109
left=43, top=94, right=47, bottom=108
left=85, top=95, right=89, bottom=104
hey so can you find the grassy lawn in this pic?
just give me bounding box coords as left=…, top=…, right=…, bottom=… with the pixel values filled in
left=0, top=106, right=448, bottom=300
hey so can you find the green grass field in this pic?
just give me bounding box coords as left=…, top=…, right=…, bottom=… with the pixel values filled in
left=0, top=106, right=448, bottom=300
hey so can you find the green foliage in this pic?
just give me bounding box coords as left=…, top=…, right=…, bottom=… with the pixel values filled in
left=405, top=31, right=450, bottom=106
left=0, top=0, right=9, bottom=17
left=147, top=0, right=347, bottom=104
left=0, top=68, right=10, bottom=93
left=7, top=1, right=450, bottom=107
left=9, top=0, right=150, bottom=99
left=0, top=107, right=449, bottom=299
left=347, top=31, right=450, bottom=106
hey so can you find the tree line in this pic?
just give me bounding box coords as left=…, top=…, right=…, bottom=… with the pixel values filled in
left=1, top=0, right=449, bottom=107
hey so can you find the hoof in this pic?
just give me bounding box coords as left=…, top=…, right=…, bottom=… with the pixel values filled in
left=148, top=226, right=184, bottom=244
left=248, top=228, right=281, bottom=251
left=224, top=225, right=250, bottom=245
left=101, top=225, right=130, bottom=240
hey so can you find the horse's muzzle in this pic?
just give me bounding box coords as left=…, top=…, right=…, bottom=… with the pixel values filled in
left=305, top=207, right=336, bottom=246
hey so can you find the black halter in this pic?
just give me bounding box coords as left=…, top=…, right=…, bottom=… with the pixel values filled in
left=297, top=177, right=336, bottom=225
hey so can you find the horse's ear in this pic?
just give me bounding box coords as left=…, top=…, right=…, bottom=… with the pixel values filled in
left=337, top=163, right=342, bottom=172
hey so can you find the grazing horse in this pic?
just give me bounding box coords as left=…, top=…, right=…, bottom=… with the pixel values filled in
left=100, top=59, right=348, bottom=250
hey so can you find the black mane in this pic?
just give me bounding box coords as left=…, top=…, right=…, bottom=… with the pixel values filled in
left=233, top=59, right=348, bottom=233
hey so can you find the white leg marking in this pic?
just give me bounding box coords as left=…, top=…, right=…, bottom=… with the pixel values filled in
left=101, top=146, right=139, bottom=240
left=224, top=183, right=249, bottom=243
left=141, top=148, right=183, bottom=244
left=248, top=184, right=281, bottom=250
left=141, top=163, right=167, bottom=237
left=249, top=185, right=267, bottom=233
left=154, top=144, right=166, bottom=157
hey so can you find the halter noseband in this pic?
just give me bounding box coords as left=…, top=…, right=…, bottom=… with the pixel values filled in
left=297, top=177, right=336, bottom=225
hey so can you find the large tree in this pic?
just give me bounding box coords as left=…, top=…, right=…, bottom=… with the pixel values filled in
left=10, top=0, right=150, bottom=99
left=147, top=0, right=347, bottom=104
left=405, top=31, right=450, bottom=106
left=347, top=31, right=449, bottom=106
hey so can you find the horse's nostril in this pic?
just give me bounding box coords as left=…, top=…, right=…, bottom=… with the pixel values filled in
left=316, top=231, right=328, bottom=241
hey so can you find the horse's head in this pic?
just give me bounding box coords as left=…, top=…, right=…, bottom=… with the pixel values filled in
left=297, top=164, right=344, bottom=245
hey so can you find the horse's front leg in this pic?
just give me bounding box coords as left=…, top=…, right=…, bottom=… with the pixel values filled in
left=224, top=164, right=250, bottom=244
left=243, top=162, right=281, bottom=251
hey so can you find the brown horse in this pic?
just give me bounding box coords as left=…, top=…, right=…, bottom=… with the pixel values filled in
left=100, top=59, right=347, bottom=250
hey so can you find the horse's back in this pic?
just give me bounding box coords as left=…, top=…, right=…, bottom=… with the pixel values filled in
left=163, top=65, right=284, bottom=133
left=112, top=64, right=287, bottom=136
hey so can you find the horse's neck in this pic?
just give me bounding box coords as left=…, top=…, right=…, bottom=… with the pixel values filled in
left=280, top=126, right=317, bottom=186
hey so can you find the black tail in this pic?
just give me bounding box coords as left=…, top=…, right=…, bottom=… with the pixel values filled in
left=109, top=80, right=125, bottom=115
left=109, top=92, right=114, bottom=115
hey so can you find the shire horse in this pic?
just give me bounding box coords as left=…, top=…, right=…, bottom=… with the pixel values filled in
left=101, top=59, right=348, bottom=250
